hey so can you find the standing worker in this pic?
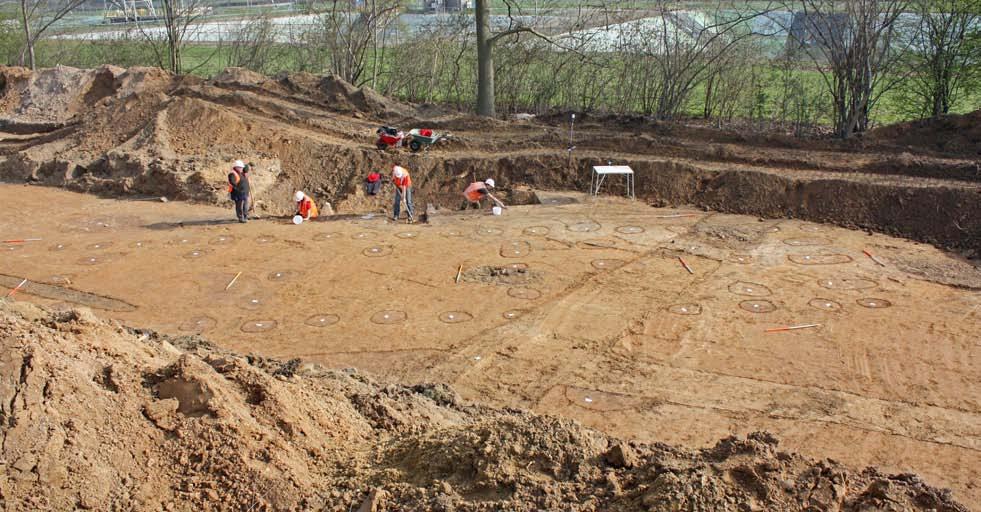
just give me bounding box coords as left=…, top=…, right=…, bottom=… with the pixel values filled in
left=391, top=165, right=414, bottom=223
left=228, top=159, right=251, bottom=223
left=462, top=178, right=504, bottom=210
left=294, top=191, right=319, bottom=221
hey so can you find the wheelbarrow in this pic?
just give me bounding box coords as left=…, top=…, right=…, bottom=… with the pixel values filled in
left=405, top=128, right=449, bottom=152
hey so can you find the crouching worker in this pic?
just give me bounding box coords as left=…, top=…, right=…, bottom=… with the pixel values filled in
left=462, top=178, right=504, bottom=210
left=294, top=191, right=319, bottom=221
left=364, top=171, right=382, bottom=196
left=228, top=159, right=251, bottom=223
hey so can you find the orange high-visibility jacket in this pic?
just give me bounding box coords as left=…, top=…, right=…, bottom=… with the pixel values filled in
left=298, top=196, right=319, bottom=218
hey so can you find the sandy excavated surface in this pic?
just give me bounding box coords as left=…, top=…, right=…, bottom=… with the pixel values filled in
left=1, top=301, right=969, bottom=511
left=1, top=184, right=978, bottom=507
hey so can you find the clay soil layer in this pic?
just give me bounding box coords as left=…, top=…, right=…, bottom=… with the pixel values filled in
left=1, top=185, right=979, bottom=507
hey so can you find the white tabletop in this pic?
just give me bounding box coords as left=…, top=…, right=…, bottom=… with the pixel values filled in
left=592, top=165, right=634, bottom=175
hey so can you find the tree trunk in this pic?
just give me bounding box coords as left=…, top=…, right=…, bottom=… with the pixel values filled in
left=20, top=0, right=35, bottom=69
left=475, top=0, right=495, bottom=117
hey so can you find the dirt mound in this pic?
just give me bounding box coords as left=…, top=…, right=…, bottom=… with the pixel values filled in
left=318, top=74, right=411, bottom=117
left=869, top=109, right=981, bottom=156
left=0, top=301, right=969, bottom=511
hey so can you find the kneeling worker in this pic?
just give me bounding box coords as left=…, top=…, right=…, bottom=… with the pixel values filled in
left=294, top=191, right=319, bottom=220
left=463, top=178, right=504, bottom=210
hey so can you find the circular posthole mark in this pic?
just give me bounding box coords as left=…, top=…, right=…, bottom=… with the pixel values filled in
left=615, top=225, right=645, bottom=234
left=508, top=287, right=542, bottom=300
left=173, top=237, right=195, bottom=245
left=396, top=232, right=419, bottom=239
left=49, top=243, right=69, bottom=252
left=242, top=297, right=264, bottom=310
left=439, top=311, right=473, bottom=324
left=668, top=303, right=702, bottom=315
left=857, top=297, right=892, bottom=309
left=729, top=254, right=753, bottom=265
left=313, top=232, right=340, bottom=241
left=809, top=298, right=842, bottom=311
left=210, top=235, right=235, bottom=245
left=577, top=239, right=617, bottom=249
left=442, top=229, right=465, bottom=237
left=591, top=259, right=625, bottom=270
left=255, top=235, right=276, bottom=244
left=504, top=262, right=529, bottom=271
left=241, top=320, right=277, bottom=333
left=86, top=242, right=113, bottom=250
left=523, top=226, right=550, bottom=236
left=567, top=221, right=601, bottom=233
left=478, top=227, right=503, bottom=236
left=799, top=224, right=824, bottom=233
left=183, top=249, right=208, bottom=259
left=267, top=270, right=299, bottom=282
left=129, top=240, right=150, bottom=249
left=352, top=232, right=376, bottom=240
left=502, top=309, right=526, bottom=320
left=788, top=253, right=853, bottom=265
left=371, top=310, right=407, bottom=324
left=818, top=277, right=877, bottom=290
left=765, top=226, right=781, bottom=233
left=783, top=238, right=828, bottom=247
left=740, top=300, right=777, bottom=313
left=666, top=225, right=689, bottom=234
left=78, top=256, right=105, bottom=265
left=728, top=281, right=772, bottom=297
left=363, top=245, right=392, bottom=257
left=3, top=245, right=22, bottom=252
left=305, top=314, right=340, bottom=327
left=501, top=240, right=531, bottom=258
left=179, top=316, right=217, bottom=333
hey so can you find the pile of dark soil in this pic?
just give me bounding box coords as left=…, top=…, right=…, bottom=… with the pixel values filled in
left=0, top=301, right=970, bottom=511
left=868, top=109, right=981, bottom=157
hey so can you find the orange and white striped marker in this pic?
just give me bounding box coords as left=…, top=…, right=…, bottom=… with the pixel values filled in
left=863, top=249, right=886, bottom=267
left=6, top=279, right=28, bottom=298
left=678, top=257, right=694, bottom=274
left=765, top=323, right=820, bottom=333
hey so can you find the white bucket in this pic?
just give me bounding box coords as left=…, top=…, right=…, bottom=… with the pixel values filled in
left=292, top=215, right=303, bottom=225
left=492, top=206, right=503, bottom=216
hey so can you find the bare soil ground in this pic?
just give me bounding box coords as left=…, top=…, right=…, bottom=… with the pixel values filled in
left=0, top=66, right=979, bottom=509
left=0, top=185, right=978, bottom=509
left=0, top=300, right=969, bottom=511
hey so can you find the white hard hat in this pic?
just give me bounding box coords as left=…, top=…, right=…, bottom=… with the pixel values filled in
left=233, top=160, right=245, bottom=169
left=393, top=166, right=405, bottom=178
left=294, top=191, right=305, bottom=202
left=484, top=178, right=495, bottom=188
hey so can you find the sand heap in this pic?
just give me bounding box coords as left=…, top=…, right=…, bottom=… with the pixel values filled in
left=0, top=301, right=968, bottom=511
left=0, top=66, right=410, bottom=211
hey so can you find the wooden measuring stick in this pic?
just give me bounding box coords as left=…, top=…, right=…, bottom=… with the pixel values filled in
left=863, top=249, right=886, bottom=267
left=6, top=279, right=28, bottom=298
left=455, top=265, right=463, bottom=284
left=225, top=272, right=242, bottom=291
left=678, top=257, right=694, bottom=274
left=765, top=323, right=820, bottom=333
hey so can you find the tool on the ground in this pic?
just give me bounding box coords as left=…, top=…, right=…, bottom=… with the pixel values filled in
left=765, top=323, right=821, bottom=333
left=6, top=278, right=28, bottom=298
left=2, top=238, right=41, bottom=243
left=862, top=249, right=886, bottom=267
left=656, top=214, right=697, bottom=219
left=225, top=272, right=242, bottom=291
left=455, top=265, right=463, bottom=284
left=679, top=257, right=694, bottom=274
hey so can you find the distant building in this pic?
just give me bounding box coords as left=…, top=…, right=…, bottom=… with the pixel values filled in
left=785, top=12, right=850, bottom=55
left=424, top=0, right=472, bottom=13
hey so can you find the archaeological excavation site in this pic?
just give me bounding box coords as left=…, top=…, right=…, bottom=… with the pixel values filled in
left=0, top=65, right=978, bottom=511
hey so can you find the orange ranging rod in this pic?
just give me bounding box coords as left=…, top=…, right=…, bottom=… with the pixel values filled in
left=6, top=278, right=28, bottom=298
left=863, top=249, right=886, bottom=267
left=765, top=323, right=820, bottom=333
left=678, top=257, right=694, bottom=274
left=2, top=238, right=41, bottom=243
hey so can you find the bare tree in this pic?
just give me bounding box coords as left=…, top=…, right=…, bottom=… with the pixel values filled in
left=18, top=0, right=86, bottom=69
left=905, top=0, right=981, bottom=117
left=302, top=0, right=401, bottom=86
left=134, top=0, right=212, bottom=73
left=783, top=0, right=912, bottom=138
